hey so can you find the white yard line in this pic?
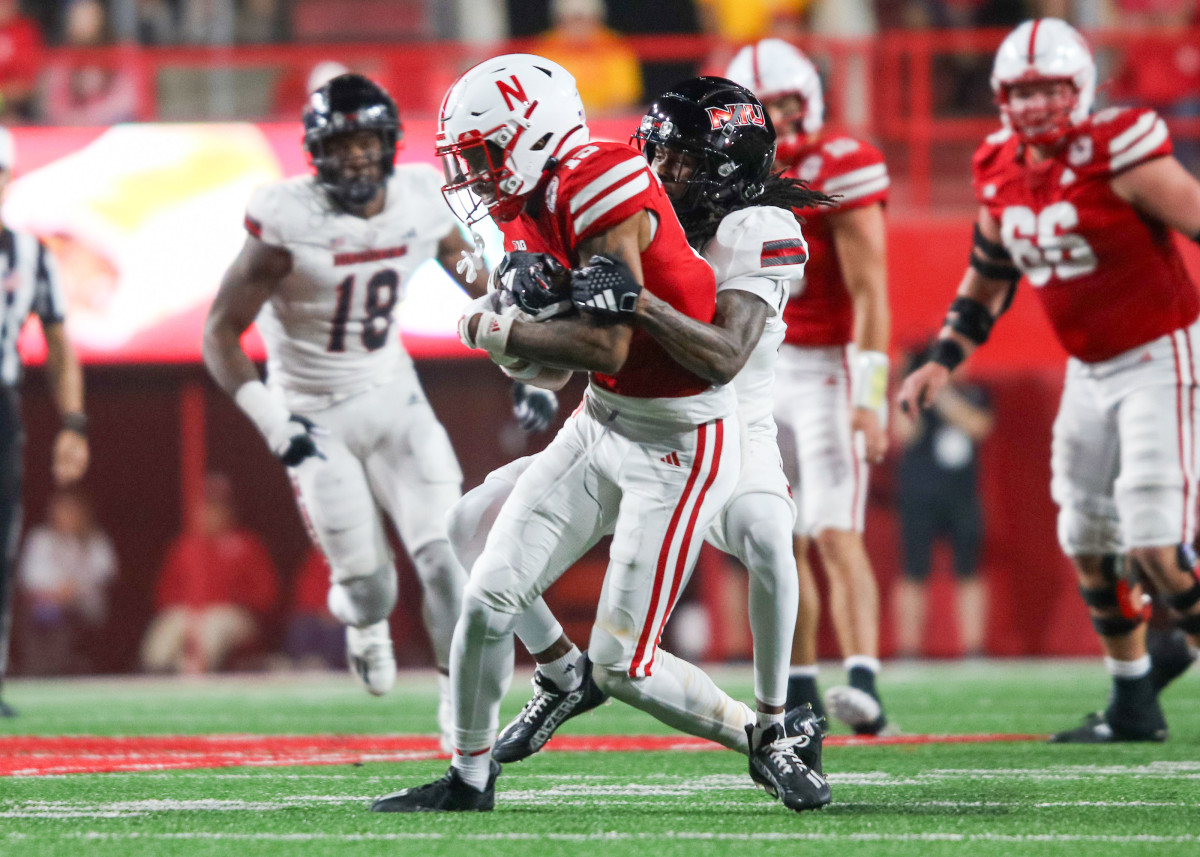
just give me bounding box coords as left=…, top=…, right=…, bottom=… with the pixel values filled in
left=1, top=832, right=1198, bottom=844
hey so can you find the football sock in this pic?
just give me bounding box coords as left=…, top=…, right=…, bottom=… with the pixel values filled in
left=846, top=656, right=882, bottom=702
left=451, top=750, right=494, bottom=791
left=786, top=668, right=824, bottom=718
left=539, top=645, right=584, bottom=691
left=732, top=493, right=798, bottom=709
left=451, top=593, right=516, bottom=760
left=751, top=709, right=786, bottom=749
left=1105, top=656, right=1156, bottom=712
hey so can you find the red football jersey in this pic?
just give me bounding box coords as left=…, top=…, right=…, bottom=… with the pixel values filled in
left=498, top=141, right=717, bottom=398
left=973, top=107, right=1198, bottom=363
left=779, top=134, right=889, bottom=347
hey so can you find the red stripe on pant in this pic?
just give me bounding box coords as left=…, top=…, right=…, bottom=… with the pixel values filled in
left=630, top=419, right=723, bottom=678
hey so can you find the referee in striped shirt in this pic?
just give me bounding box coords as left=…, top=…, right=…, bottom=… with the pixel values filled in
left=0, top=128, right=89, bottom=717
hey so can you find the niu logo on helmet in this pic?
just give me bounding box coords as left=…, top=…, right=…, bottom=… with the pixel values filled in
left=705, top=103, right=766, bottom=130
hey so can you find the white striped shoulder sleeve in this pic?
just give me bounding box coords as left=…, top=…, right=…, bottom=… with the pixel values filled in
left=567, top=155, right=654, bottom=240
left=1107, top=109, right=1171, bottom=175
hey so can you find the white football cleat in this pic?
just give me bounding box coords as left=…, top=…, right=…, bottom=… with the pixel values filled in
left=823, top=685, right=897, bottom=736
left=346, top=620, right=397, bottom=696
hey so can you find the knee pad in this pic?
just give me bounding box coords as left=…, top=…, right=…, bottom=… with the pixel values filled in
left=1078, top=555, right=1149, bottom=637
left=1164, top=551, right=1200, bottom=634
left=590, top=660, right=636, bottom=700
left=1118, top=485, right=1183, bottom=548
left=445, top=488, right=499, bottom=573
left=1056, top=496, right=1121, bottom=557
left=459, top=589, right=519, bottom=644
left=327, top=565, right=397, bottom=627
left=412, top=539, right=466, bottom=591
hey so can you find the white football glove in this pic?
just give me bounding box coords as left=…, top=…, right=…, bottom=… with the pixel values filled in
left=455, top=230, right=487, bottom=285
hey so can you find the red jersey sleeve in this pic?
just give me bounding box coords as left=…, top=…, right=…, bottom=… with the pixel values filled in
left=1085, top=107, right=1172, bottom=178
left=805, top=136, right=889, bottom=212
left=971, top=128, right=1017, bottom=208
left=552, top=143, right=658, bottom=247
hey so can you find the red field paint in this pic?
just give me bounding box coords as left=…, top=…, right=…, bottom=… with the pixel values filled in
left=0, top=732, right=1044, bottom=777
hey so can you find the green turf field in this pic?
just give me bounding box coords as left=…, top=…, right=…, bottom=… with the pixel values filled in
left=1, top=661, right=1198, bottom=857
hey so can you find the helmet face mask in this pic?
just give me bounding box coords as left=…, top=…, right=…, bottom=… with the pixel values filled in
left=631, top=76, right=776, bottom=224
left=437, top=127, right=526, bottom=224
left=303, top=74, right=401, bottom=208
left=990, top=18, right=1095, bottom=146
left=997, top=77, right=1079, bottom=145
left=437, top=54, right=588, bottom=224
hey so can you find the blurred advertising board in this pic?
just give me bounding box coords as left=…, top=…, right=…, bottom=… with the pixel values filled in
left=5, top=119, right=629, bottom=364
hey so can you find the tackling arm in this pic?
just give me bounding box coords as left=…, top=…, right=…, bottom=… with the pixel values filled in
left=463, top=212, right=648, bottom=374
left=636, top=288, right=769, bottom=386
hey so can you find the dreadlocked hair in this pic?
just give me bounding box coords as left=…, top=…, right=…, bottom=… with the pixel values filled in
left=682, top=172, right=836, bottom=250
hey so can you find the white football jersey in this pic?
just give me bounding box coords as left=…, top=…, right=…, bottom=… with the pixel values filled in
left=703, top=206, right=808, bottom=431
left=245, top=165, right=458, bottom=397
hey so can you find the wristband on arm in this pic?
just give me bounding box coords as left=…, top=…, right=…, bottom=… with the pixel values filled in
left=853, top=350, right=890, bottom=425
left=61, top=412, right=88, bottom=436
left=929, top=339, right=966, bottom=372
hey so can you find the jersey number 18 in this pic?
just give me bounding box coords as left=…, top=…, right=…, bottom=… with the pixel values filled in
left=328, top=269, right=400, bottom=352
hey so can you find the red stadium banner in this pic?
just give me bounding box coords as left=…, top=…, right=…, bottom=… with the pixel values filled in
left=5, top=119, right=633, bottom=365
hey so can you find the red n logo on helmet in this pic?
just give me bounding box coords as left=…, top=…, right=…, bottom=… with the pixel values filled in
left=497, top=75, right=529, bottom=111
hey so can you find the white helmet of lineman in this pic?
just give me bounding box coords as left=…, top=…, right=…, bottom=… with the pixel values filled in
left=437, top=53, right=588, bottom=224
left=991, top=18, right=1096, bottom=144
left=725, top=38, right=824, bottom=137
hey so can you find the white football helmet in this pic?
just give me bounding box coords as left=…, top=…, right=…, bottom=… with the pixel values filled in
left=437, top=54, right=588, bottom=224
left=991, top=18, right=1095, bottom=144
left=725, top=38, right=824, bottom=136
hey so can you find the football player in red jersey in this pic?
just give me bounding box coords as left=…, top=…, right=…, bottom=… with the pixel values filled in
left=726, top=39, right=894, bottom=735
left=370, top=55, right=829, bottom=813
left=900, top=18, right=1200, bottom=743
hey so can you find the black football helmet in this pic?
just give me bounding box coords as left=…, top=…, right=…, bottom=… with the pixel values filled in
left=303, top=73, right=402, bottom=207
left=632, top=76, right=776, bottom=222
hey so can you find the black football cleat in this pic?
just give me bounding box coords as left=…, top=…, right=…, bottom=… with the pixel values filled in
left=746, top=721, right=832, bottom=813
left=0, top=698, right=16, bottom=718
left=783, top=704, right=827, bottom=775
left=370, top=760, right=501, bottom=812
left=493, top=654, right=608, bottom=763
left=1050, top=708, right=1167, bottom=744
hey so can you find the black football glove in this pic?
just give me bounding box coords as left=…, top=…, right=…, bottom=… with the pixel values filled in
left=275, top=414, right=327, bottom=467
left=495, top=251, right=573, bottom=320
left=570, top=254, right=642, bottom=319
left=512, top=382, right=559, bottom=432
